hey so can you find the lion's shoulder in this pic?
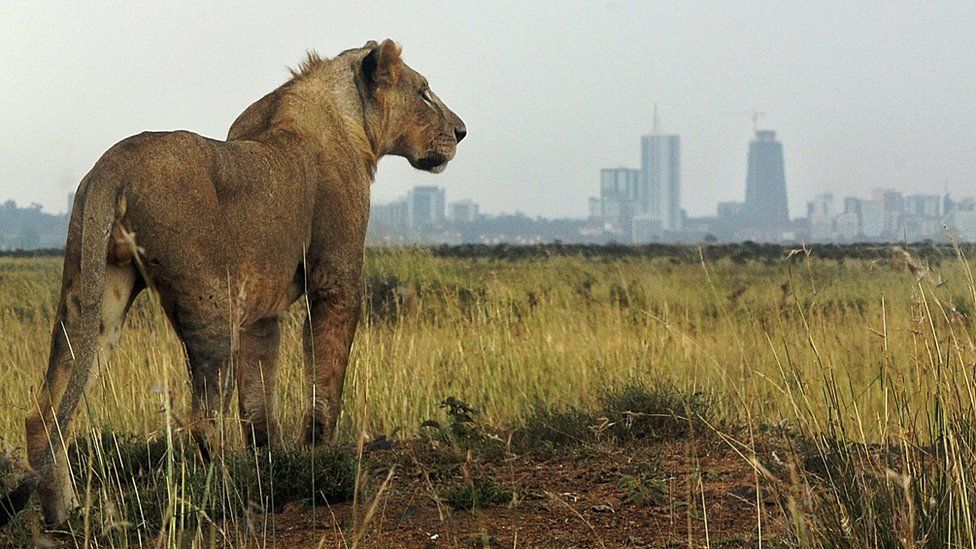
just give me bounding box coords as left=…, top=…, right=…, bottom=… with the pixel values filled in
left=227, top=84, right=292, bottom=141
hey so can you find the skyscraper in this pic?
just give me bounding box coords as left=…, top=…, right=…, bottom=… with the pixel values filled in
left=742, top=130, right=789, bottom=229
left=640, top=134, right=681, bottom=230
left=405, top=186, right=445, bottom=228
left=872, top=189, right=903, bottom=236
left=597, top=167, right=641, bottom=232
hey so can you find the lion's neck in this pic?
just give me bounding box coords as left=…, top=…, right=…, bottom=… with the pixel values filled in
left=245, top=73, right=379, bottom=184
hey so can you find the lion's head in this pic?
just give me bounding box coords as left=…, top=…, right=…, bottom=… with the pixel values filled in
left=359, top=39, right=466, bottom=174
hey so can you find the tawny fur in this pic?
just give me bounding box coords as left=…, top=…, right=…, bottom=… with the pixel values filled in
left=16, top=39, right=465, bottom=527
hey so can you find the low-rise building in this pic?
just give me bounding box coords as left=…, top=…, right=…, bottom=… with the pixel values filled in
left=448, top=199, right=479, bottom=224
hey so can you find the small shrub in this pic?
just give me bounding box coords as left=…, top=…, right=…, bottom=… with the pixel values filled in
left=0, top=455, right=34, bottom=535
left=442, top=471, right=514, bottom=511
left=618, top=474, right=669, bottom=507
left=513, top=383, right=717, bottom=455
left=233, top=444, right=357, bottom=511
left=513, top=406, right=598, bottom=455
left=466, top=532, right=500, bottom=546
left=420, top=397, right=505, bottom=461
left=599, top=382, right=714, bottom=443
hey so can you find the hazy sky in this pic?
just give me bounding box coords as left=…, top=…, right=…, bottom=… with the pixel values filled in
left=2, top=1, right=975, bottom=218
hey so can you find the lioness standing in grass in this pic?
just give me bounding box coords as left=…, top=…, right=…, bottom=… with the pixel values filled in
left=14, top=39, right=466, bottom=527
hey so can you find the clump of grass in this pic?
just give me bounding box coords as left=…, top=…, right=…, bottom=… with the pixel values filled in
left=598, top=382, right=714, bottom=443
left=514, top=405, right=598, bottom=456
left=778, top=395, right=976, bottom=547
left=62, top=431, right=356, bottom=542
left=68, top=431, right=186, bottom=486
left=441, top=470, right=514, bottom=511
left=514, top=382, right=717, bottom=455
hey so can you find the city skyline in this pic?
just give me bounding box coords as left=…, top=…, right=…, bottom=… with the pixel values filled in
left=2, top=3, right=975, bottom=219
left=361, top=122, right=976, bottom=245
left=5, top=116, right=970, bottom=224
left=4, top=171, right=975, bottom=250
left=0, top=108, right=966, bottom=229
left=2, top=155, right=971, bottom=226
left=0, top=115, right=969, bottom=234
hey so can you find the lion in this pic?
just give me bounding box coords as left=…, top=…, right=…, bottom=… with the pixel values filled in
left=5, top=39, right=465, bottom=527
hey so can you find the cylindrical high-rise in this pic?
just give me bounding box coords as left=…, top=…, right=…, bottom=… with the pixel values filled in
left=743, top=130, right=789, bottom=229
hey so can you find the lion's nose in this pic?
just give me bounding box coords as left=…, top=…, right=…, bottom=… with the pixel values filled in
left=454, top=126, right=467, bottom=143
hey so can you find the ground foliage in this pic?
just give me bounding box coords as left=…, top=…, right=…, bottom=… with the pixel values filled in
left=4, top=244, right=976, bottom=545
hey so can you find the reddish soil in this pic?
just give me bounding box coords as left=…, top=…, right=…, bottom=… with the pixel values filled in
left=4, top=437, right=790, bottom=547
left=266, top=440, right=785, bottom=548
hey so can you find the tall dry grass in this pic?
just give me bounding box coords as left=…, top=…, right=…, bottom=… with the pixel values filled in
left=0, top=248, right=970, bottom=446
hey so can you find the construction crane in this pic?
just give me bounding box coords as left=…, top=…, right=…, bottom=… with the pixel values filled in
left=723, top=111, right=765, bottom=133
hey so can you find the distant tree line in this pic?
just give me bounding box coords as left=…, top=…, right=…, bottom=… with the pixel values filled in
left=419, top=242, right=972, bottom=265
left=6, top=241, right=973, bottom=267
left=0, top=200, right=70, bottom=250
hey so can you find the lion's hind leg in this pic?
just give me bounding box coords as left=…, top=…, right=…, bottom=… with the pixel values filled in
left=237, top=317, right=283, bottom=448
left=178, top=314, right=237, bottom=462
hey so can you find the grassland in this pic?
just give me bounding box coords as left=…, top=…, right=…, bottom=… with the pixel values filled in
left=3, top=244, right=976, bottom=546
left=1, top=245, right=969, bottom=443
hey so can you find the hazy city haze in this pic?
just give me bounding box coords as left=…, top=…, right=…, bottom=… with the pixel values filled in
left=2, top=1, right=975, bottom=219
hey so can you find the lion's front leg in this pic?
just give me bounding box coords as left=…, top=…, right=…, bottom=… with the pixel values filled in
left=302, top=282, right=362, bottom=445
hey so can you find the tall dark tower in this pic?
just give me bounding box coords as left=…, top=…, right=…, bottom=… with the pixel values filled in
left=743, top=130, right=789, bottom=228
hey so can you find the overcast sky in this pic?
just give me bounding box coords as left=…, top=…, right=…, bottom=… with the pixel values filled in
left=2, top=1, right=975, bottom=218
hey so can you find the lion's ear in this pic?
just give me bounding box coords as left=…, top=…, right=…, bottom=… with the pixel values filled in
left=362, top=39, right=402, bottom=87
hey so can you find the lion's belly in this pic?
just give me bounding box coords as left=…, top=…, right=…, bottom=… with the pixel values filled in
left=239, top=267, right=304, bottom=320
left=230, top=209, right=309, bottom=320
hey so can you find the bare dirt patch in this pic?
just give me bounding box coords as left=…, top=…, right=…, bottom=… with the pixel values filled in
left=267, top=439, right=783, bottom=548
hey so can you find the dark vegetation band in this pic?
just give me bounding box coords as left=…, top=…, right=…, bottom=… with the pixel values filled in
left=5, top=241, right=976, bottom=264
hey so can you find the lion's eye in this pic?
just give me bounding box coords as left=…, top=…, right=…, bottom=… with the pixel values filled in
left=420, top=88, right=434, bottom=104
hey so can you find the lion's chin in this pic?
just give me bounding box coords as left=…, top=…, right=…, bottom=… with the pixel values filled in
left=414, top=155, right=450, bottom=173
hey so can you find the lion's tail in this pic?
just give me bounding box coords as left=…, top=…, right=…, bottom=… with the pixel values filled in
left=54, top=173, right=117, bottom=442
left=1, top=172, right=118, bottom=529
